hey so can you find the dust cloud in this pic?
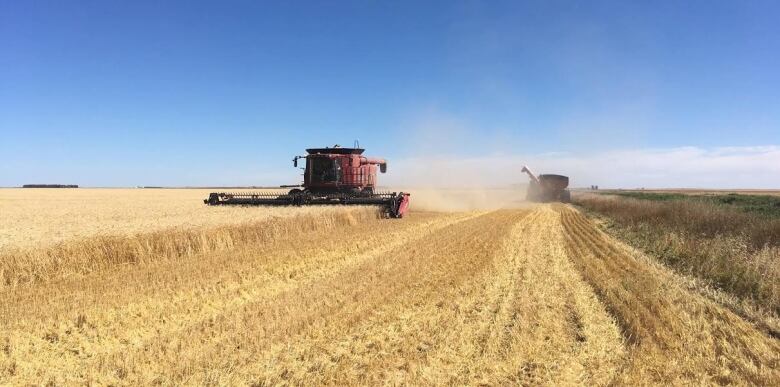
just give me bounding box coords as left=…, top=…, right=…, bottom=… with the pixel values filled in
left=380, top=154, right=533, bottom=212
left=386, top=155, right=531, bottom=212
left=399, top=187, right=529, bottom=212
left=379, top=111, right=533, bottom=212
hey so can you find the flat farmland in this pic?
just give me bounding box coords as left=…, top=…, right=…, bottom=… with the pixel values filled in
left=0, top=188, right=304, bottom=251
left=601, top=188, right=780, bottom=196
left=0, top=189, right=777, bottom=385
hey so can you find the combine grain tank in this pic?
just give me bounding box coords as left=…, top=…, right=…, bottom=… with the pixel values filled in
left=205, top=145, right=410, bottom=218
left=521, top=165, right=571, bottom=203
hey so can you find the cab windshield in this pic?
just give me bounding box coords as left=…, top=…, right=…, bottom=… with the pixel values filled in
left=309, top=157, right=341, bottom=183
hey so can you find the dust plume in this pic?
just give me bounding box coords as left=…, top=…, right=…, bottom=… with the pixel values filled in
left=399, top=187, right=528, bottom=212
left=380, top=110, right=531, bottom=212
left=382, top=155, right=531, bottom=212
left=379, top=110, right=780, bottom=207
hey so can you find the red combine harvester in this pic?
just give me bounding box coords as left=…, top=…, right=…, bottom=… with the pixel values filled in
left=205, top=146, right=411, bottom=218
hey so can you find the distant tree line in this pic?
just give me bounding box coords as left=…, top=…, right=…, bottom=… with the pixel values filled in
left=22, top=184, right=79, bottom=188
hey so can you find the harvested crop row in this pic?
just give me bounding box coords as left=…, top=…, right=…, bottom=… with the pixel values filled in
left=558, top=205, right=780, bottom=385
left=96, top=210, right=526, bottom=385
left=0, top=210, right=476, bottom=384
left=2, top=204, right=777, bottom=385
left=573, top=192, right=780, bottom=314
left=0, top=207, right=629, bottom=385
left=249, top=206, right=626, bottom=386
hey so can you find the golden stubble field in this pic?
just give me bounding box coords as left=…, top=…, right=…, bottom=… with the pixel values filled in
left=0, top=189, right=777, bottom=385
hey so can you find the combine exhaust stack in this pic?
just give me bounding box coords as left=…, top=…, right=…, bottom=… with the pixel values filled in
left=205, top=145, right=411, bottom=218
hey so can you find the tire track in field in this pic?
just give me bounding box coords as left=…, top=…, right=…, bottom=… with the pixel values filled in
left=169, top=207, right=625, bottom=385
left=558, top=205, right=780, bottom=385
left=263, top=206, right=625, bottom=386
left=0, top=211, right=480, bottom=385
left=116, top=210, right=524, bottom=385
left=247, top=209, right=533, bottom=385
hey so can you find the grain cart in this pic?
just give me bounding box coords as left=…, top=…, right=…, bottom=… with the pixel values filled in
left=205, top=146, right=411, bottom=218
left=521, top=165, right=571, bottom=203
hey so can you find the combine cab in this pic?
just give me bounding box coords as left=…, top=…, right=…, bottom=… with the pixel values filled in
left=205, top=146, right=410, bottom=218
left=521, top=165, right=571, bottom=203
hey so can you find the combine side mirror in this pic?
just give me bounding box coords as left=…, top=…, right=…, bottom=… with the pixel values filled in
left=293, top=158, right=297, bottom=168
left=380, top=163, right=387, bottom=173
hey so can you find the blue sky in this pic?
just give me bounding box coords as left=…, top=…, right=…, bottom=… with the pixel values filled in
left=2, top=1, right=779, bottom=187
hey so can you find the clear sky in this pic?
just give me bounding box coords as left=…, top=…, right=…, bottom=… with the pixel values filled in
left=2, top=1, right=779, bottom=187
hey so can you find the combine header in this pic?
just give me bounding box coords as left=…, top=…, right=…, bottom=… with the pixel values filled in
left=205, top=146, right=410, bottom=218
left=521, top=165, right=571, bottom=203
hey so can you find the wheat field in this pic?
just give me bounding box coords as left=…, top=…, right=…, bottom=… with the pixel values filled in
left=0, top=189, right=778, bottom=385
left=0, top=188, right=302, bottom=250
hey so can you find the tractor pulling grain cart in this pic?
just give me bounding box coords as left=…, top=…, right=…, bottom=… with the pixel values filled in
left=205, top=146, right=411, bottom=218
left=521, top=165, right=571, bottom=203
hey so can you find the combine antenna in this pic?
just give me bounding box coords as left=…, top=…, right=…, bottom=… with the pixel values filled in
left=354, top=139, right=360, bottom=148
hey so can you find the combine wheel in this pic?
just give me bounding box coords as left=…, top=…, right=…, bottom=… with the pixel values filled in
left=204, top=193, right=220, bottom=205
left=561, top=190, right=571, bottom=203
left=286, top=188, right=306, bottom=206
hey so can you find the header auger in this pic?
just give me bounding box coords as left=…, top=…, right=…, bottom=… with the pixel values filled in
left=205, top=146, right=410, bottom=218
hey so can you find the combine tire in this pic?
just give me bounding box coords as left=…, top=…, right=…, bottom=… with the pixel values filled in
left=560, top=190, right=571, bottom=203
